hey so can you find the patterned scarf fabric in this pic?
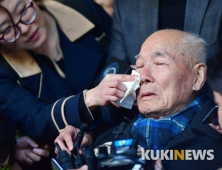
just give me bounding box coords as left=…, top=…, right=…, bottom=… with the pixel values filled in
left=131, top=95, right=206, bottom=150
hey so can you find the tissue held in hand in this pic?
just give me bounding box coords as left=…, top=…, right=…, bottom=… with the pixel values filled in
left=115, top=70, right=140, bottom=109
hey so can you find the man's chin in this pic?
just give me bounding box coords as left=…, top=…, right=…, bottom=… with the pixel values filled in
left=138, top=105, right=167, bottom=118
left=142, top=112, right=166, bottom=119
left=138, top=107, right=157, bottom=118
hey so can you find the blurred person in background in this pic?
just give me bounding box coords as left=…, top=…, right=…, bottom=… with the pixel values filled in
left=207, top=49, right=222, bottom=133
left=109, top=0, right=222, bottom=65
left=0, top=114, right=50, bottom=170
left=0, top=114, right=21, bottom=170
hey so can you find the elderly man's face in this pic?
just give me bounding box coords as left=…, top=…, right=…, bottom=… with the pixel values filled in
left=136, top=30, right=197, bottom=118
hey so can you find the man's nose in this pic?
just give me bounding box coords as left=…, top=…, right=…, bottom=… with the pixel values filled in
left=140, top=67, right=154, bottom=84
left=18, top=23, right=31, bottom=35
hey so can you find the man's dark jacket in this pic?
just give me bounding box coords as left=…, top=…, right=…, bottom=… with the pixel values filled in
left=109, top=0, right=222, bottom=65
left=94, top=101, right=222, bottom=170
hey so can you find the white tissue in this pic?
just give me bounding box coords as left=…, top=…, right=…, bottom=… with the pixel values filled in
left=115, top=70, right=140, bottom=109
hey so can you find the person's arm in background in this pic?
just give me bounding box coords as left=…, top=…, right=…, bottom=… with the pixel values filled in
left=108, top=0, right=130, bottom=64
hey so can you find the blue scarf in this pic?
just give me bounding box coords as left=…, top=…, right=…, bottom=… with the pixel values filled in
left=131, top=95, right=206, bottom=150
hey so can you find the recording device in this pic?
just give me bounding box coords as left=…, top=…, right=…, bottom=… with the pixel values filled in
left=52, top=144, right=96, bottom=170
left=52, top=124, right=95, bottom=170
left=94, top=138, right=149, bottom=170
left=52, top=125, right=152, bottom=170
left=53, top=139, right=149, bottom=170
left=202, top=105, right=218, bottom=125
left=93, top=57, right=132, bottom=86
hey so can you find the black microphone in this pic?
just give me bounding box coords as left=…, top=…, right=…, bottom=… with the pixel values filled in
left=93, top=57, right=132, bottom=86
left=73, top=124, right=88, bottom=168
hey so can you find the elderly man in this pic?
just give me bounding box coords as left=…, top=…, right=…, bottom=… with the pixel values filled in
left=54, top=29, right=222, bottom=169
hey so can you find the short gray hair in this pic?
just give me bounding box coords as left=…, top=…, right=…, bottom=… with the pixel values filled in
left=179, top=33, right=207, bottom=66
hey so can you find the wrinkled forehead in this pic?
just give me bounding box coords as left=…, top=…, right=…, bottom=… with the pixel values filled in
left=142, top=31, right=183, bottom=50
left=139, top=36, right=180, bottom=59
left=137, top=33, right=190, bottom=68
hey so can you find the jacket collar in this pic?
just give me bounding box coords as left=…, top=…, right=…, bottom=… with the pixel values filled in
left=165, top=100, right=222, bottom=149
left=1, top=0, right=94, bottom=78
left=0, top=48, right=42, bottom=78
left=43, top=0, right=94, bottom=42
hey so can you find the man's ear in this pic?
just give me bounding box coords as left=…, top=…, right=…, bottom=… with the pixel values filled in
left=192, top=63, right=207, bottom=91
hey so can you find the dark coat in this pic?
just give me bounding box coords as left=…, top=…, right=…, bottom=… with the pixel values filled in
left=109, top=0, right=222, bottom=65
left=93, top=101, right=222, bottom=170
left=0, top=0, right=111, bottom=143
left=162, top=101, right=222, bottom=170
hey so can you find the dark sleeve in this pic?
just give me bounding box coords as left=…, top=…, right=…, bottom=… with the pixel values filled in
left=108, top=0, right=130, bottom=64
left=0, top=68, right=93, bottom=143
left=65, top=90, right=102, bottom=128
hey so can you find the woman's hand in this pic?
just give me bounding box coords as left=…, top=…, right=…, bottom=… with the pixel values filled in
left=85, top=74, right=137, bottom=111
left=54, top=125, right=93, bottom=155
left=14, top=136, right=51, bottom=165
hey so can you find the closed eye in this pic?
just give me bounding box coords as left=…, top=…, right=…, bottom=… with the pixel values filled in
left=136, top=65, right=143, bottom=68
left=135, top=65, right=143, bottom=73
left=154, top=62, right=165, bottom=65
left=135, top=66, right=143, bottom=71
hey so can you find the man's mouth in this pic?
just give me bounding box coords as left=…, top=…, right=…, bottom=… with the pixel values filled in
left=141, top=92, right=157, bottom=98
